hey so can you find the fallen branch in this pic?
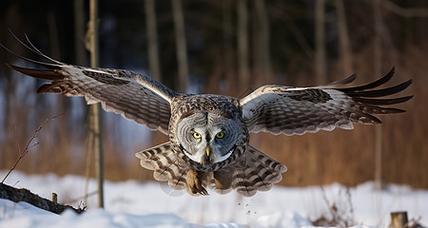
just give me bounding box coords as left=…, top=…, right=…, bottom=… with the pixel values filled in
left=0, top=182, right=85, bottom=214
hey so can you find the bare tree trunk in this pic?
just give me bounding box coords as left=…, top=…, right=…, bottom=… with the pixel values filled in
left=373, top=0, right=383, bottom=190
left=74, top=0, right=92, bottom=203
left=48, top=10, right=72, bottom=175
left=145, top=0, right=161, bottom=81
left=222, top=0, right=234, bottom=94
left=253, top=0, right=272, bottom=83
left=237, top=0, right=249, bottom=92
left=87, top=0, right=104, bottom=208
left=74, top=0, right=86, bottom=66
left=171, top=0, right=189, bottom=92
left=47, top=12, right=61, bottom=60
left=2, top=4, right=21, bottom=170
left=315, top=0, right=326, bottom=84
left=335, top=0, right=353, bottom=75
left=2, top=77, right=15, bottom=169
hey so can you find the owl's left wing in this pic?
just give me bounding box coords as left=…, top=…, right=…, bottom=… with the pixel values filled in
left=1, top=37, right=175, bottom=134
left=240, top=68, right=412, bottom=135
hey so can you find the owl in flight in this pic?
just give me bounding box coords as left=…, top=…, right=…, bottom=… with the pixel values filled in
left=2, top=36, right=412, bottom=196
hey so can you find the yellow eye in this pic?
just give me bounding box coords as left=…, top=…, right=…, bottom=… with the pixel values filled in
left=192, top=132, right=201, bottom=139
left=216, top=131, right=225, bottom=139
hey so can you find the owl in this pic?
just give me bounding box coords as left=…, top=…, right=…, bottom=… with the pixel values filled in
left=2, top=37, right=412, bottom=196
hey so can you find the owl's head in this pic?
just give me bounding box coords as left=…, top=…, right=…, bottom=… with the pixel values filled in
left=175, top=111, right=244, bottom=167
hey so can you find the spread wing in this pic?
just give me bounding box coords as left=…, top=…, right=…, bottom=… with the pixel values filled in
left=240, top=68, right=413, bottom=135
left=1, top=36, right=176, bottom=134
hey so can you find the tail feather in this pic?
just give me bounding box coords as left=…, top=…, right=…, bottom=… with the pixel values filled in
left=214, top=145, right=287, bottom=197
left=136, top=142, right=188, bottom=190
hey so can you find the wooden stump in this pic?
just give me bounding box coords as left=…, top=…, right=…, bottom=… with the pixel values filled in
left=390, top=211, right=408, bottom=228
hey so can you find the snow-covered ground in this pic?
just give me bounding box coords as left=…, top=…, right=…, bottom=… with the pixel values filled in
left=0, top=171, right=426, bottom=228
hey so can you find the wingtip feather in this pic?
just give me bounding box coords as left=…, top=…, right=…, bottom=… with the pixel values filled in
left=9, top=64, right=63, bottom=80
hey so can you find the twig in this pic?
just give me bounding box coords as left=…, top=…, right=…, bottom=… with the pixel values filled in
left=320, top=186, right=336, bottom=220
left=1, top=114, right=63, bottom=184
left=345, top=187, right=354, bottom=222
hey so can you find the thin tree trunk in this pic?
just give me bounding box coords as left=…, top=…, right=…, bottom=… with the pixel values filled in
left=171, top=0, right=189, bottom=92
left=87, top=0, right=104, bottom=208
left=222, top=0, right=234, bottom=94
left=315, top=0, right=326, bottom=84
left=74, top=0, right=91, bottom=203
left=74, top=0, right=86, bottom=66
left=145, top=0, right=161, bottom=81
left=2, top=77, right=14, bottom=169
left=335, top=0, right=353, bottom=75
left=373, top=0, right=383, bottom=190
left=2, top=4, right=21, bottom=170
left=48, top=10, right=71, bottom=175
left=237, top=0, right=249, bottom=92
left=253, top=0, right=272, bottom=83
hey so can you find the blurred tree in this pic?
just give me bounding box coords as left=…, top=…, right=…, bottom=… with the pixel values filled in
left=335, top=0, right=353, bottom=75
left=237, top=0, right=249, bottom=92
left=253, top=0, right=272, bottom=84
left=315, top=0, right=326, bottom=83
left=373, top=0, right=383, bottom=190
left=221, top=0, right=234, bottom=94
left=86, top=0, right=104, bottom=208
left=145, top=0, right=161, bottom=81
left=172, top=0, right=189, bottom=92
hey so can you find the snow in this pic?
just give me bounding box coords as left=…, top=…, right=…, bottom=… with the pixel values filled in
left=0, top=171, right=427, bottom=228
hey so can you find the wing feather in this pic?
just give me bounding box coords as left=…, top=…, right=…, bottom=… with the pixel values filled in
left=3, top=38, right=176, bottom=133
left=240, top=68, right=412, bottom=135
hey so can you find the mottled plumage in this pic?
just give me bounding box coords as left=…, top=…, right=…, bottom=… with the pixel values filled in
left=2, top=36, right=412, bottom=196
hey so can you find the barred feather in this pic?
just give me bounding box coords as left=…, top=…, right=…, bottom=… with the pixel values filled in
left=213, top=145, right=287, bottom=197
left=8, top=64, right=174, bottom=134
left=240, top=67, right=412, bottom=135
left=136, top=143, right=188, bottom=190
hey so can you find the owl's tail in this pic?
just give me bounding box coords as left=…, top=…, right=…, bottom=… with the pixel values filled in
left=137, top=143, right=287, bottom=197
left=213, top=145, right=287, bottom=197
left=136, top=142, right=188, bottom=190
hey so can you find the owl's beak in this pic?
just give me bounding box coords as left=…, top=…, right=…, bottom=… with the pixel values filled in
left=205, top=146, right=211, bottom=157
left=202, top=146, right=212, bottom=166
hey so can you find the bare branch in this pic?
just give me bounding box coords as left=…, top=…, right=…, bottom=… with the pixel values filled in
left=1, top=114, right=63, bottom=184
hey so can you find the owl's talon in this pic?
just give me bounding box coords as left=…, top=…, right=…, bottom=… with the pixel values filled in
left=199, top=187, right=208, bottom=196
left=186, top=169, right=209, bottom=196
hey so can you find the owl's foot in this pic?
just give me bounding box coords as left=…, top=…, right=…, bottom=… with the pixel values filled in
left=213, top=169, right=233, bottom=192
left=186, top=169, right=209, bottom=196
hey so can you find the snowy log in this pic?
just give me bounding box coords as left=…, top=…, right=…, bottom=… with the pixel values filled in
left=0, top=182, right=84, bottom=214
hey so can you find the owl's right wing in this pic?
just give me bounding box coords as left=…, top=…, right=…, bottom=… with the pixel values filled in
left=240, top=68, right=412, bottom=135
left=2, top=38, right=175, bottom=134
